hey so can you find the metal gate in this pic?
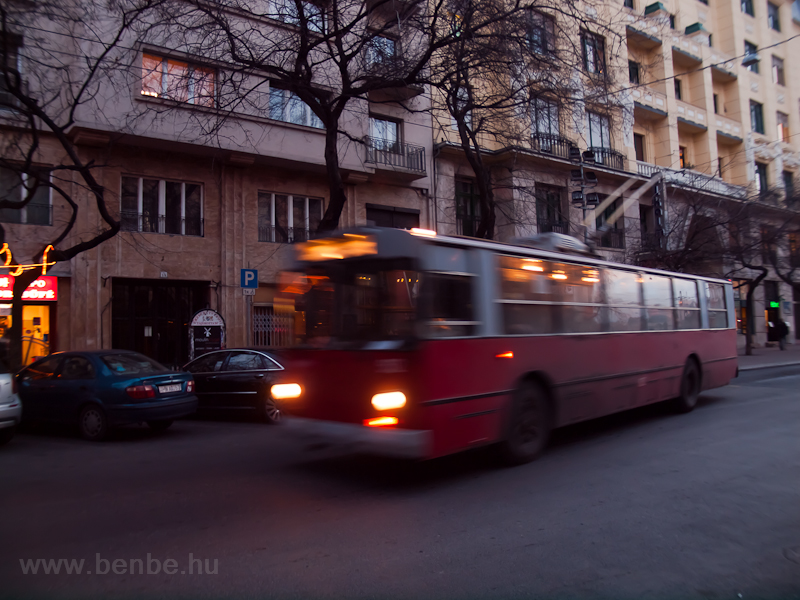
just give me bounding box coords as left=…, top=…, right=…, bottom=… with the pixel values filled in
left=252, top=305, right=293, bottom=347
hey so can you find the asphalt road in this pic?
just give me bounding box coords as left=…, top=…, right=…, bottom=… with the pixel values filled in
left=1, top=366, right=799, bottom=600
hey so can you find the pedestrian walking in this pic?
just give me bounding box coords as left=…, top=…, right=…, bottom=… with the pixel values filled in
left=777, top=318, right=789, bottom=351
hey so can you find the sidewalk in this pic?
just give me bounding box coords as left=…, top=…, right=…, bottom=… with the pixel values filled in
left=737, top=342, right=800, bottom=372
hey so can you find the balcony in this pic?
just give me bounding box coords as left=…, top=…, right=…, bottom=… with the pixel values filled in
left=632, top=85, right=668, bottom=120
left=635, top=160, right=661, bottom=177
left=676, top=100, right=707, bottom=132
left=661, top=168, right=747, bottom=199
left=588, top=147, right=626, bottom=170
left=364, top=137, right=426, bottom=174
left=715, top=113, right=743, bottom=143
left=529, top=133, right=578, bottom=160
left=537, top=219, right=570, bottom=234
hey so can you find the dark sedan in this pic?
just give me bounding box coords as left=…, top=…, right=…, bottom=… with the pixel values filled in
left=183, top=349, right=285, bottom=423
left=17, top=350, right=198, bottom=441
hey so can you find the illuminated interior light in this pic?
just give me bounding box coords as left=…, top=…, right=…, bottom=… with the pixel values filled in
left=522, top=265, right=544, bottom=272
left=371, top=391, right=407, bottom=411
left=410, top=228, right=437, bottom=237
left=343, top=233, right=367, bottom=239
left=551, top=271, right=568, bottom=280
left=320, top=252, right=344, bottom=260
left=364, top=416, right=398, bottom=427
left=495, top=351, right=514, bottom=359
left=582, top=277, right=600, bottom=283
left=271, top=383, right=302, bottom=400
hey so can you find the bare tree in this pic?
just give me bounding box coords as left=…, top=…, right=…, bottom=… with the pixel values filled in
left=0, top=0, right=161, bottom=367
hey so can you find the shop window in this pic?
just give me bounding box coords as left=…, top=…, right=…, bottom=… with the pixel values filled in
left=141, top=53, right=215, bottom=107
left=269, top=86, right=323, bottom=128
left=120, top=176, right=203, bottom=236
left=258, top=191, right=323, bottom=243
left=0, top=166, right=52, bottom=225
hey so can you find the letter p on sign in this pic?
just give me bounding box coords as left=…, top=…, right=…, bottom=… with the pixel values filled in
left=241, top=269, right=258, bottom=289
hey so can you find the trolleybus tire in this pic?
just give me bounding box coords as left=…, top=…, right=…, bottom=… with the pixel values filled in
left=673, top=358, right=701, bottom=414
left=499, top=381, right=551, bottom=465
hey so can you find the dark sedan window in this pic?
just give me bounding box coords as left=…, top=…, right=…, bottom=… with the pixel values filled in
left=262, top=355, right=282, bottom=370
left=101, top=353, right=168, bottom=375
left=21, top=356, right=63, bottom=381
left=226, top=352, right=264, bottom=371
left=59, top=357, right=95, bottom=380
left=186, top=353, right=226, bottom=374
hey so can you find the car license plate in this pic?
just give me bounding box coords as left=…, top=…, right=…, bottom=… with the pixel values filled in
left=158, top=384, right=182, bottom=394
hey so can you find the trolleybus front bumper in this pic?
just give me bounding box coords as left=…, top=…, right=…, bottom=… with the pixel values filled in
left=285, top=416, right=432, bottom=459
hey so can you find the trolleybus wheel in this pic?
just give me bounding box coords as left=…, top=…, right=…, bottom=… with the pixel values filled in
left=500, top=381, right=550, bottom=465
left=674, top=359, right=701, bottom=414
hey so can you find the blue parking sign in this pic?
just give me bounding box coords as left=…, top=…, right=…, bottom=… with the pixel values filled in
left=241, top=269, right=258, bottom=288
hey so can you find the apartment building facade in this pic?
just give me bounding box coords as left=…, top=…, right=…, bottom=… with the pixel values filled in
left=1, top=0, right=798, bottom=365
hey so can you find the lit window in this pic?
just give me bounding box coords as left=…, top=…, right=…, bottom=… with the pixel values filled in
left=141, top=54, right=215, bottom=107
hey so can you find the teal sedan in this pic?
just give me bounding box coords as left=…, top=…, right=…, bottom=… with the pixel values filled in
left=16, top=350, right=198, bottom=441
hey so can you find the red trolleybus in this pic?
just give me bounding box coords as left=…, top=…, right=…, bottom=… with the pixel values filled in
left=272, top=227, right=737, bottom=464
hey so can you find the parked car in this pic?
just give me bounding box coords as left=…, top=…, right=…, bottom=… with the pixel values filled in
left=0, top=360, right=22, bottom=446
left=183, top=349, right=286, bottom=423
left=16, top=350, right=198, bottom=441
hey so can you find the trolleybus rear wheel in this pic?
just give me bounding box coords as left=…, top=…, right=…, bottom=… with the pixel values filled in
left=500, top=381, right=550, bottom=465
left=673, top=358, right=701, bottom=413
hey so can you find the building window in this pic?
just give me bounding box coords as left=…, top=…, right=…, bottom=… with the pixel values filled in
left=595, top=197, right=625, bottom=249
left=713, top=94, right=719, bottom=114
left=365, top=36, right=397, bottom=69
left=141, top=54, right=215, bottom=107
left=527, top=11, right=556, bottom=55
left=741, top=0, right=754, bottom=16
left=257, top=192, right=322, bottom=243
left=783, top=170, right=794, bottom=201
left=772, top=56, right=785, bottom=85
left=768, top=2, right=780, bottom=30
left=669, top=14, right=676, bottom=29
left=628, top=60, right=640, bottom=84
left=581, top=32, right=605, bottom=75
left=365, top=204, right=420, bottom=229
left=674, top=78, right=682, bottom=100
left=750, top=100, right=765, bottom=134
left=755, top=162, right=768, bottom=194
left=0, top=35, right=21, bottom=109
left=370, top=116, right=401, bottom=151
left=535, top=185, right=566, bottom=233
left=120, top=176, right=203, bottom=236
left=449, top=87, right=473, bottom=130
left=708, top=34, right=713, bottom=47
left=531, top=98, right=559, bottom=136
left=744, top=41, right=759, bottom=73
left=0, top=167, right=52, bottom=225
left=587, top=111, right=611, bottom=149
left=624, top=0, right=633, bottom=8
left=269, top=87, right=323, bottom=129
left=679, top=146, right=688, bottom=168
left=633, top=133, right=645, bottom=162
left=455, top=178, right=480, bottom=237
left=777, top=111, right=790, bottom=142
left=268, top=0, right=324, bottom=33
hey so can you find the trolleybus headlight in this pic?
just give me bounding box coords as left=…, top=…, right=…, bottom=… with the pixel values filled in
left=271, top=383, right=302, bottom=400
left=371, top=391, right=406, bottom=411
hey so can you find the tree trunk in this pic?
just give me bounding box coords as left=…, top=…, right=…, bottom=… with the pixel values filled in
left=744, top=270, right=768, bottom=356
left=317, top=124, right=347, bottom=235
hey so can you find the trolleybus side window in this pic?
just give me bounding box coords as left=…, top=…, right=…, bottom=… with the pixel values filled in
left=499, top=256, right=559, bottom=335
left=605, top=269, right=642, bottom=332
left=557, top=263, right=604, bottom=334
left=673, top=278, right=701, bottom=330
left=422, top=273, right=477, bottom=337
left=706, top=282, right=728, bottom=329
left=642, top=274, right=675, bottom=331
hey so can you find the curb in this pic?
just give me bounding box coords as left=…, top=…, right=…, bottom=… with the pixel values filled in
left=737, top=361, right=800, bottom=372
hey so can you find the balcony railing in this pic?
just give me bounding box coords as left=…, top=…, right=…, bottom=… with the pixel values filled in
left=537, top=219, right=570, bottom=234
left=530, top=133, right=578, bottom=160
left=120, top=210, right=204, bottom=236
left=588, top=147, right=626, bottom=170
left=598, top=229, right=625, bottom=249
left=661, top=168, right=747, bottom=199
left=635, top=160, right=661, bottom=177
left=365, top=137, right=426, bottom=173
left=257, top=224, right=311, bottom=244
